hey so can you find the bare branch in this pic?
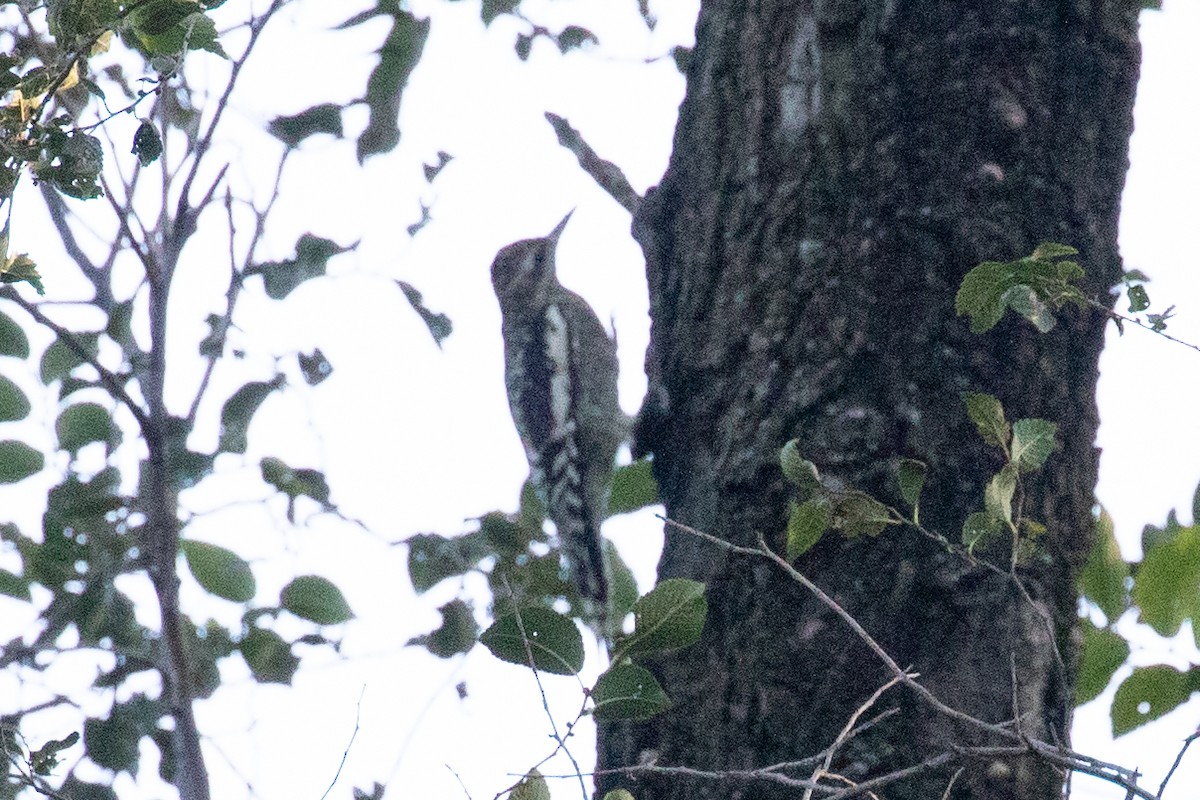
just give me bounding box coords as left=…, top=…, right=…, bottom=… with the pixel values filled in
left=545, top=112, right=640, bottom=214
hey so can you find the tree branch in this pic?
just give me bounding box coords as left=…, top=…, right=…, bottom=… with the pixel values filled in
left=545, top=112, right=640, bottom=214
left=0, top=287, right=149, bottom=432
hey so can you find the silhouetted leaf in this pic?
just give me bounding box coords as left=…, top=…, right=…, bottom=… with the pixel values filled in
left=182, top=540, right=255, bottom=602
left=0, top=440, right=42, bottom=482
left=57, top=402, right=117, bottom=453
left=217, top=375, right=284, bottom=454
left=608, top=458, right=658, bottom=516
left=407, top=599, right=478, bottom=658
left=281, top=575, right=353, bottom=625
left=131, top=120, right=162, bottom=166
left=396, top=280, right=451, bottom=347
left=0, top=374, right=30, bottom=421
left=240, top=628, right=298, bottom=684
left=268, top=103, right=343, bottom=147
left=357, top=10, right=429, bottom=162
left=0, top=308, right=29, bottom=357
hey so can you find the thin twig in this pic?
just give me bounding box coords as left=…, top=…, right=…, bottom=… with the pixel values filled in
left=804, top=675, right=905, bottom=800
left=495, top=577, right=587, bottom=800
left=939, top=767, right=964, bottom=800
left=1156, top=731, right=1198, bottom=799
left=319, top=686, right=366, bottom=800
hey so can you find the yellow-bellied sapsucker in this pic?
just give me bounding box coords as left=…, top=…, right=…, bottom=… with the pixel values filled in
left=490, top=213, right=623, bottom=612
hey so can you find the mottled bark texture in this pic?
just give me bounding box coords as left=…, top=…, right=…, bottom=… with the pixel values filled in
left=600, top=2, right=1139, bottom=799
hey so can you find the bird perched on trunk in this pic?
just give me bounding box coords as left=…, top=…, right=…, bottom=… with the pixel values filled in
left=490, top=213, right=624, bottom=617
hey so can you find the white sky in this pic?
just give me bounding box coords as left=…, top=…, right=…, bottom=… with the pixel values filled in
left=1, top=1, right=1198, bottom=798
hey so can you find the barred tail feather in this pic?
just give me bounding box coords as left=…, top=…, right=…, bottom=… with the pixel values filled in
left=540, top=430, right=609, bottom=608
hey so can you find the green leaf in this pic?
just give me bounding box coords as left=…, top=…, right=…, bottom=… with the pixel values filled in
left=297, top=348, right=332, bottom=386
left=252, top=235, right=351, bottom=300
left=984, top=464, right=1017, bottom=525
left=396, top=280, right=452, bottom=348
left=964, top=392, right=1009, bottom=448
left=1076, top=620, right=1129, bottom=705
left=84, top=711, right=140, bottom=774
left=620, top=578, right=706, bottom=656
left=1011, top=418, right=1057, bottom=472
left=1111, top=665, right=1192, bottom=736
left=956, top=260, right=1019, bottom=333
left=1031, top=242, right=1078, bottom=260
left=1079, top=507, right=1129, bottom=622
left=106, top=301, right=134, bottom=348
left=897, top=458, right=926, bottom=510
left=556, top=26, right=599, bottom=53
left=281, top=575, right=354, bottom=625
left=962, top=511, right=1003, bottom=553
left=1127, top=284, right=1150, bottom=313
left=405, top=531, right=493, bottom=593
left=40, top=335, right=95, bottom=383
left=608, top=458, right=659, bottom=516
left=1001, top=284, right=1055, bottom=333
left=357, top=11, right=429, bottom=163
left=786, top=497, right=830, bottom=560
left=259, top=457, right=330, bottom=504
left=481, top=0, right=520, bottom=25
left=29, top=730, right=79, bottom=775
left=592, top=663, right=670, bottom=721
left=34, top=128, right=104, bottom=200
left=0, top=253, right=45, bottom=295
left=779, top=440, right=821, bottom=491
left=0, top=374, right=30, bottom=421
left=217, top=375, right=284, bottom=454
left=832, top=491, right=896, bottom=538
left=0, top=309, right=29, bottom=357
left=406, top=599, right=478, bottom=658
left=605, top=539, right=639, bottom=625
left=47, top=0, right=120, bottom=42
left=510, top=770, right=551, bottom=800
left=182, top=540, right=255, bottom=602
left=131, top=120, right=163, bottom=166
left=124, top=1, right=225, bottom=58
left=239, top=627, right=299, bottom=684
left=56, top=402, right=116, bottom=453
left=0, top=566, right=30, bottom=600
left=1132, top=524, right=1200, bottom=638
left=520, top=478, right=546, bottom=533
left=480, top=606, right=584, bottom=675
left=268, top=103, right=344, bottom=147
left=602, top=792, right=636, bottom=800
left=0, top=440, right=43, bottom=483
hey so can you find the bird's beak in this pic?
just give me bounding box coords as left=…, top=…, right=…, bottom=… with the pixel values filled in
left=548, top=210, right=574, bottom=242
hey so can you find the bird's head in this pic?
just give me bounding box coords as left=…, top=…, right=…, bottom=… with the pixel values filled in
left=490, top=212, right=572, bottom=306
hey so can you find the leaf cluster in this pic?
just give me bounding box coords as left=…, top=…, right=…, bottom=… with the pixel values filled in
left=955, top=242, right=1087, bottom=333
left=403, top=459, right=660, bottom=660
left=1077, top=484, right=1200, bottom=736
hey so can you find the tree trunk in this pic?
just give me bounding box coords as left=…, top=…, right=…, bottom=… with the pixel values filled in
left=600, top=2, right=1140, bottom=798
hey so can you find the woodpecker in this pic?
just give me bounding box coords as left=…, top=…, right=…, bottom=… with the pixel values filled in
left=490, top=213, right=624, bottom=613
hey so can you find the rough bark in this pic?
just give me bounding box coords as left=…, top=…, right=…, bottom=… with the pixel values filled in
left=600, top=2, right=1140, bottom=799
